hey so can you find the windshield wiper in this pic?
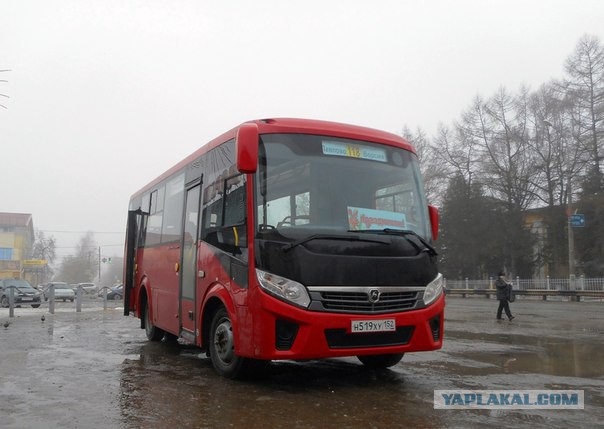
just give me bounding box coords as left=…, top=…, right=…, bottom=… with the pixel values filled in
left=350, top=228, right=438, bottom=256
left=282, top=233, right=390, bottom=253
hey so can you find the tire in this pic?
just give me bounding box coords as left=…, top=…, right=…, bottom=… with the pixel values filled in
left=31, top=304, right=41, bottom=308
left=357, top=353, right=404, bottom=368
left=1, top=296, right=8, bottom=308
left=208, top=307, right=265, bottom=379
left=115, top=294, right=122, bottom=300
left=144, top=300, right=164, bottom=341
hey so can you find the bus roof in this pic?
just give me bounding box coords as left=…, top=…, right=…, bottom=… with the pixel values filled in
left=130, top=118, right=415, bottom=199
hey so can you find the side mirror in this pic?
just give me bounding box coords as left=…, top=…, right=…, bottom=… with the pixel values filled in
left=428, top=205, right=439, bottom=241
left=236, top=123, right=259, bottom=173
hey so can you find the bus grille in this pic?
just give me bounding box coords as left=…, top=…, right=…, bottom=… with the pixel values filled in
left=307, top=287, right=422, bottom=314
left=325, top=326, right=415, bottom=349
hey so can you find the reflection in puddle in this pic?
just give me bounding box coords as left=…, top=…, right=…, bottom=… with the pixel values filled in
left=444, top=330, right=604, bottom=378
left=118, top=341, right=444, bottom=429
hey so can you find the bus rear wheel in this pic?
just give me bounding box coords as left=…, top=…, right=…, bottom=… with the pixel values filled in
left=209, top=307, right=266, bottom=379
left=144, top=300, right=164, bottom=341
left=357, top=353, right=404, bottom=368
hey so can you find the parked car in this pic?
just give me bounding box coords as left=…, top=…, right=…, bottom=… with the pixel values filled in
left=78, top=282, right=98, bottom=294
left=43, top=282, right=76, bottom=302
left=70, top=282, right=97, bottom=294
left=99, top=284, right=123, bottom=300
left=0, top=279, right=42, bottom=308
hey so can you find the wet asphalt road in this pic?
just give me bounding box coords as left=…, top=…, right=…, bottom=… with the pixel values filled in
left=1, top=296, right=603, bottom=429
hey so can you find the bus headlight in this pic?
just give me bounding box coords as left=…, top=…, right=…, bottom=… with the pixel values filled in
left=423, top=273, right=443, bottom=306
left=256, top=269, right=311, bottom=308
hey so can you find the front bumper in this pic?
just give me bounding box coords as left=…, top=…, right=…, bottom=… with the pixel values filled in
left=244, top=290, right=445, bottom=360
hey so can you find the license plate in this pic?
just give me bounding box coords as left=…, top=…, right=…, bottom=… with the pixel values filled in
left=351, top=319, right=396, bottom=333
left=19, top=297, right=33, bottom=302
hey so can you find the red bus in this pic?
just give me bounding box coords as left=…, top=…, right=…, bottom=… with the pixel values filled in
left=123, top=118, right=444, bottom=378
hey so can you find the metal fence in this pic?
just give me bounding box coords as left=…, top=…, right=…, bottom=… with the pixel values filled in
left=1, top=284, right=120, bottom=318
left=444, top=276, right=604, bottom=292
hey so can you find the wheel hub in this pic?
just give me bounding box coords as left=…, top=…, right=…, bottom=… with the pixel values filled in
left=214, top=320, right=234, bottom=363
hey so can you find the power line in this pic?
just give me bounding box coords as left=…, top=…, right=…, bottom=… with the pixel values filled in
left=39, top=230, right=124, bottom=234
left=53, top=244, right=124, bottom=249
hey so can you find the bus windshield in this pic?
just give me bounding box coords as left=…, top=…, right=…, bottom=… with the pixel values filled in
left=256, top=133, right=431, bottom=242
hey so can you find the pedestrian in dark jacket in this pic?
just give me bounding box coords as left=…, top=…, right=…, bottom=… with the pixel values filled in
left=495, top=271, right=514, bottom=321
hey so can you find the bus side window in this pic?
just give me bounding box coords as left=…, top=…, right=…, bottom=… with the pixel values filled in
left=201, top=174, right=247, bottom=254
left=160, top=173, right=185, bottom=243
left=146, top=187, right=165, bottom=246
left=137, top=193, right=151, bottom=247
left=224, top=174, right=246, bottom=226
left=202, top=183, right=223, bottom=230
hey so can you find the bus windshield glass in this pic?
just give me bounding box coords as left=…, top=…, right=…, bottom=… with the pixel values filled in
left=256, top=133, right=431, bottom=242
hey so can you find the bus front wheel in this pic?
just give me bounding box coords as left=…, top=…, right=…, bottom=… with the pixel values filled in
left=144, top=300, right=164, bottom=341
left=209, top=307, right=256, bottom=379
left=357, top=353, right=404, bottom=368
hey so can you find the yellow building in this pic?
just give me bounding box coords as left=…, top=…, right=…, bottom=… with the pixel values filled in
left=0, top=212, right=35, bottom=279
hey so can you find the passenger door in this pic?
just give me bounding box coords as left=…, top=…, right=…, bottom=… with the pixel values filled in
left=124, top=208, right=146, bottom=316
left=179, top=183, right=201, bottom=341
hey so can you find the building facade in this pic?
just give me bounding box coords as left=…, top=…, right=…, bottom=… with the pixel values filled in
left=0, top=212, right=35, bottom=279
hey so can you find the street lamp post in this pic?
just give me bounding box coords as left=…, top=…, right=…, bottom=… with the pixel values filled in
left=567, top=177, right=575, bottom=283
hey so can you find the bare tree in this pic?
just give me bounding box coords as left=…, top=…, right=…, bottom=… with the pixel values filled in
left=0, top=69, right=10, bottom=109
left=432, top=119, right=480, bottom=196
left=32, top=230, right=57, bottom=264
left=527, top=82, right=588, bottom=207
left=476, top=87, right=539, bottom=212
left=402, top=125, right=448, bottom=205
left=435, top=89, right=540, bottom=275
left=55, top=232, right=99, bottom=283
left=404, top=34, right=604, bottom=278
left=523, top=83, right=587, bottom=276
left=31, top=230, right=57, bottom=283
left=564, top=35, right=604, bottom=188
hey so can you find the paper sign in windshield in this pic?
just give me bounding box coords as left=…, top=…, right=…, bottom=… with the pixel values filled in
left=348, top=207, right=407, bottom=231
left=322, top=141, right=387, bottom=162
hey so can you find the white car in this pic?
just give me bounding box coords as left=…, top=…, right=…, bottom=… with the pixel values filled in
left=78, top=283, right=98, bottom=294
left=43, top=282, right=76, bottom=302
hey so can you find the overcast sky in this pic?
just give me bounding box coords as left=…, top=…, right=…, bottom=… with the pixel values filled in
left=2, top=0, right=604, bottom=263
